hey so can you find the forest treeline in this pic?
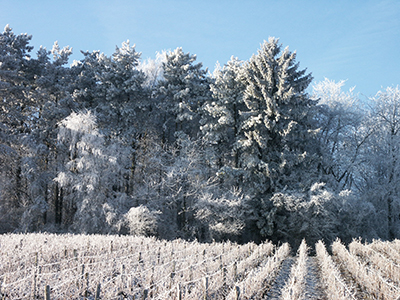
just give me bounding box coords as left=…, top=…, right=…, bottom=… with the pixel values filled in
left=1, top=24, right=399, bottom=247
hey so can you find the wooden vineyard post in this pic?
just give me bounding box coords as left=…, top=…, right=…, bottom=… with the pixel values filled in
left=142, top=289, right=148, bottom=300
left=233, top=262, right=238, bottom=282
left=148, top=266, right=155, bottom=297
left=119, top=264, right=125, bottom=290
left=44, top=285, right=50, bottom=300
left=80, top=264, right=85, bottom=289
left=84, top=271, right=89, bottom=299
left=170, top=260, right=176, bottom=289
left=235, top=286, right=240, bottom=300
left=95, top=283, right=101, bottom=300
left=177, top=283, right=182, bottom=300
left=1, top=275, right=7, bottom=300
left=203, top=276, right=209, bottom=300
left=157, top=247, right=161, bottom=264
left=138, top=252, right=143, bottom=264
left=223, top=266, right=227, bottom=294
left=31, top=252, right=38, bottom=300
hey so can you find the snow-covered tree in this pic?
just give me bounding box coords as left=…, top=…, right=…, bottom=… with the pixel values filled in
left=312, top=78, right=370, bottom=191
left=0, top=26, right=65, bottom=232
left=158, top=47, right=211, bottom=142
left=71, top=42, right=153, bottom=197
left=54, top=111, right=133, bottom=233
left=200, top=57, right=246, bottom=178
left=194, top=188, right=251, bottom=242
left=157, top=134, right=210, bottom=238
left=238, top=37, right=320, bottom=196
left=74, top=41, right=147, bottom=136
left=258, top=182, right=378, bottom=247
left=0, top=24, right=35, bottom=134
left=138, top=50, right=167, bottom=91
left=360, top=86, right=400, bottom=239
left=14, top=41, right=77, bottom=231
left=105, top=40, right=147, bottom=129
left=257, top=183, right=339, bottom=247
left=124, top=205, right=159, bottom=236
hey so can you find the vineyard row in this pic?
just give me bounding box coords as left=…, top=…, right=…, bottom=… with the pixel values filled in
left=1, top=233, right=400, bottom=299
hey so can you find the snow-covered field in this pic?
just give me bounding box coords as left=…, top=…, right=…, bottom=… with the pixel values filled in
left=0, top=233, right=399, bottom=299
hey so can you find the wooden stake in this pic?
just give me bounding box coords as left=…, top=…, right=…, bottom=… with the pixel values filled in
left=235, top=286, right=240, bottom=300
left=44, top=285, right=50, bottom=300
left=142, top=289, right=148, bottom=300
left=31, top=252, right=38, bottom=299
left=95, top=283, right=101, bottom=300
left=177, top=283, right=182, bottom=300
left=203, top=277, right=209, bottom=300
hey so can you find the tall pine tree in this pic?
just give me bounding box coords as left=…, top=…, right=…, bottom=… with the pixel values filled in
left=200, top=57, right=246, bottom=185
left=159, top=47, right=211, bottom=142
left=238, top=38, right=321, bottom=195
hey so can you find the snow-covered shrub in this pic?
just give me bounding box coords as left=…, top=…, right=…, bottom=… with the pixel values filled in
left=124, top=205, right=159, bottom=236
left=258, top=182, right=380, bottom=247
left=19, top=196, right=48, bottom=232
left=194, top=189, right=249, bottom=241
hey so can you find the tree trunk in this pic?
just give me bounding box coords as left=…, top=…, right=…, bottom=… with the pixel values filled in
left=54, top=184, right=63, bottom=225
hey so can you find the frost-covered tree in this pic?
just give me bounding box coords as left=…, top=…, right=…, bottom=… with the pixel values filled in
left=72, top=42, right=152, bottom=197
left=73, top=41, right=147, bottom=136
left=0, top=24, right=35, bottom=134
left=0, top=144, right=23, bottom=232
left=138, top=50, right=167, bottom=91
left=257, top=183, right=340, bottom=248
left=0, top=25, right=60, bottom=232
left=157, top=134, right=210, bottom=238
left=194, top=188, right=252, bottom=242
left=54, top=111, right=133, bottom=233
left=238, top=38, right=320, bottom=196
left=70, top=50, right=105, bottom=108
left=312, top=78, right=371, bottom=191
left=0, top=24, right=36, bottom=161
left=258, top=182, right=378, bottom=248
left=200, top=57, right=246, bottom=178
left=159, top=47, right=211, bottom=142
left=29, top=42, right=77, bottom=228
left=124, top=205, right=159, bottom=236
left=360, top=86, right=400, bottom=239
left=103, top=40, right=147, bottom=132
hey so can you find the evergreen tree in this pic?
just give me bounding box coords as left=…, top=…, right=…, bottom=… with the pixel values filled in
left=73, top=41, right=147, bottom=136
left=72, top=42, right=150, bottom=196
left=0, top=24, right=35, bottom=135
left=21, top=41, right=76, bottom=230
left=159, top=47, right=211, bottom=142
left=238, top=37, right=320, bottom=195
left=0, top=25, right=44, bottom=231
left=101, top=40, right=147, bottom=135
left=201, top=57, right=246, bottom=178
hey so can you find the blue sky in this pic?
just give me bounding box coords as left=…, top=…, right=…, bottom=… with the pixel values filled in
left=1, top=0, right=399, bottom=97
